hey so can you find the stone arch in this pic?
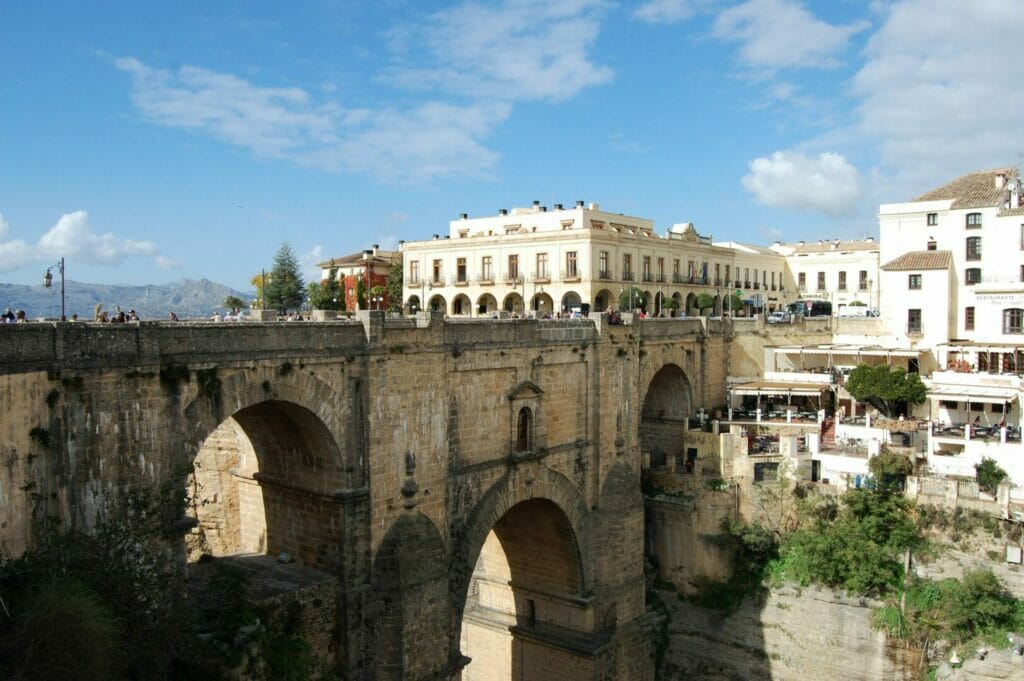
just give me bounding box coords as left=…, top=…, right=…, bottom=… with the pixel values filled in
left=639, top=363, right=694, bottom=471
left=653, top=292, right=665, bottom=316
left=685, top=292, right=697, bottom=316
left=502, top=292, right=524, bottom=315
left=593, top=288, right=614, bottom=312
left=406, top=294, right=421, bottom=314
left=179, top=369, right=357, bottom=573
left=560, top=290, right=582, bottom=313
left=642, top=290, right=653, bottom=314
left=531, top=291, right=553, bottom=314
left=428, top=294, right=447, bottom=313
left=370, top=512, right=448, bottom=681
left=477, top=293, right=498, bottom=315
left=452, top=293, right=472, bottom=316
left=455, top=468, right=590, bottom=680
left=671, top=292, right=683, bottom=316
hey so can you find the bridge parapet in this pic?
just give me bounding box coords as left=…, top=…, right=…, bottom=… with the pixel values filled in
left=0, top=321, right=370, bottom=374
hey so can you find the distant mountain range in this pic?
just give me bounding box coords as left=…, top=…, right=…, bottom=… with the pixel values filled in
left=0, top=279, right=254, bottom=320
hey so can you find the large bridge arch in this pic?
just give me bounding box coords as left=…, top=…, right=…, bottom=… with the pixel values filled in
left=455, top=466, right=593, bottom=681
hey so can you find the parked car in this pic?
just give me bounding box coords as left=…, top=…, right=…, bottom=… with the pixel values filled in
left=767, top=311, right=791, bottom=324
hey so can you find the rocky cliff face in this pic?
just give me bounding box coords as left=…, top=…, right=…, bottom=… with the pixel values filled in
left=658, top=584, right=914, bottom=681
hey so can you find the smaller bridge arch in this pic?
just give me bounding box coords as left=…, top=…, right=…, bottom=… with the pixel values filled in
left=180, top=370, right=358, bottom=573
left=640, top=363, right=694, bottom=472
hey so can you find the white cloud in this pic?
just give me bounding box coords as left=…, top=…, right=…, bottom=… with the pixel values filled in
left=384, top=0, right=613, bottom=102
left=0, top=211, right=160, bottom=272
left=852, top=1, right=1024, bottom=188
left=742, top=151, right=861, bottom=217
left=0, top=213, right=32, bottom=262
left=632, top=0, right=695, bottom=24
left=155, top=255, right=181, bottom=270
left=321, top=102, right=510, bottom=183
left=712, top=0, right=868, bottom=71
left=115, top=57, right=509, bottom=183
left=302, top=245, right=325, bottom=283
left=37, top=211, right=158, bottom=263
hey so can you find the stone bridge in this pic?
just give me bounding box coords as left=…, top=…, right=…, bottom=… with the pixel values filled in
left=0, top=313, right=730, bottom=681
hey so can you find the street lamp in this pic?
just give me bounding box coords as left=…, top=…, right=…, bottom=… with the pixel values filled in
left=371, top=294, right=385, bottom=310
left=43, top=256, right=65, bottom=321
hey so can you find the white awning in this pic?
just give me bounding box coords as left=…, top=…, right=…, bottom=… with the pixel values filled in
left=729, top=381, right=829, bottom=397
left=927, top=384, right=1020, bottom=404
left=773, top=344, right=921, bottom=358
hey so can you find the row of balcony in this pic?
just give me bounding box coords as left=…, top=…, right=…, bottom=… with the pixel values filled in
left=408, top=273, right=785, bottom=290
left=798, top=286, right=870, bottom=293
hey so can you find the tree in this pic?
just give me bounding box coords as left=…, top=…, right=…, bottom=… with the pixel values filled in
left=844, top=364, right=927, bottom=417
left=222, top=295, right=245, bottom=311
left=868, top=450, right=914, bottom=492
left=975, top=457, right=1007, bottom=496
left=386, top=262, right=403, bottom=312
left=723, top=293, right=744, bottom=314
left=355, top=275, right=367, bottom=310
left=617, top=286, right=646, bottom=311
left=250, top=272, right=269, bottom=309
left=265, top=243, right=304, bottom=313
left=306, top=262, right=344, bottom=311
left=695, top=292, right=716, bottom=313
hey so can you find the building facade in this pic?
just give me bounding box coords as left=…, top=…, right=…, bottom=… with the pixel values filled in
left=401, top=202, right=790, bottom=317
left=318, top=245, right=399, bottom=311
left=769, top=239, right=880, bottom=314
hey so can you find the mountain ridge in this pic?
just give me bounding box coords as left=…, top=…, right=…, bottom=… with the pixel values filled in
left=0, top=278, right=254, bottom=320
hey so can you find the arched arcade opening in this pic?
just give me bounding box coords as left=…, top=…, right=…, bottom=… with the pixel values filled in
left=503, top=292, right=524, bottom=315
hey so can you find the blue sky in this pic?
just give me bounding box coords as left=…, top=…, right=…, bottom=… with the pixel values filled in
left=2, top=1, right=1021, bottom=290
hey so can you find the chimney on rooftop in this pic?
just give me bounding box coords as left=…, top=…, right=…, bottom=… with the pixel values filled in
left=996, top=172, right=1007, bottom=189
left=532, top=200, right=540, bottom=212
left=433, top=234, right=439, bottom=240
left=575, top=200, right=584, bottom=208
left=372, top=244, right=379, bottom=256
left=362, top=249, right=372, bottom=260
left=498, top=208, right=507, bottom=216
left=588, top=202, right=600, bottom=211
left=540, top=206, right=547, bottom=212
left=554, top=203, right=563, bottom=210
left=460, top=213, right=468, bottom=220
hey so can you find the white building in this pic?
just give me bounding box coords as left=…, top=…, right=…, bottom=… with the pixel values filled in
left=401, top=202, right=790, bottom=318
left=769, top=239, right=880, bottom=314
left=876, top=167, right=1024, bottom=484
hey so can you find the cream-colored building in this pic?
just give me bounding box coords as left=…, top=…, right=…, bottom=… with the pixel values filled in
left=401, top=202, right=789, bottom=317
left=769, top=239, right=880, bottom=313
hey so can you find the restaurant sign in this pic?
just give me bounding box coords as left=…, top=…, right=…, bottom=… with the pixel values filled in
left=976, top=293, right=1024, bottom=307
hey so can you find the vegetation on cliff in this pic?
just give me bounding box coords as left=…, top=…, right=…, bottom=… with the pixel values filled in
left=0, top=475, right=329, bottom=680
left=668, top=474, right=1024, bottom=667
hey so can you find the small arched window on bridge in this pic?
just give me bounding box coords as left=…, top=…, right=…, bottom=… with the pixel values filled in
left=516, top=407, right=533, bottom=452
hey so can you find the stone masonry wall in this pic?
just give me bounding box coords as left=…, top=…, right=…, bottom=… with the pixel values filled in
left=0, top=315, right=740, bottom=681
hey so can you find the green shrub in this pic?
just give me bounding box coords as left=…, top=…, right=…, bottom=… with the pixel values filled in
left=975, top=458, right=1008, bottom=496
left=0, top=580, right=122, bottom=681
